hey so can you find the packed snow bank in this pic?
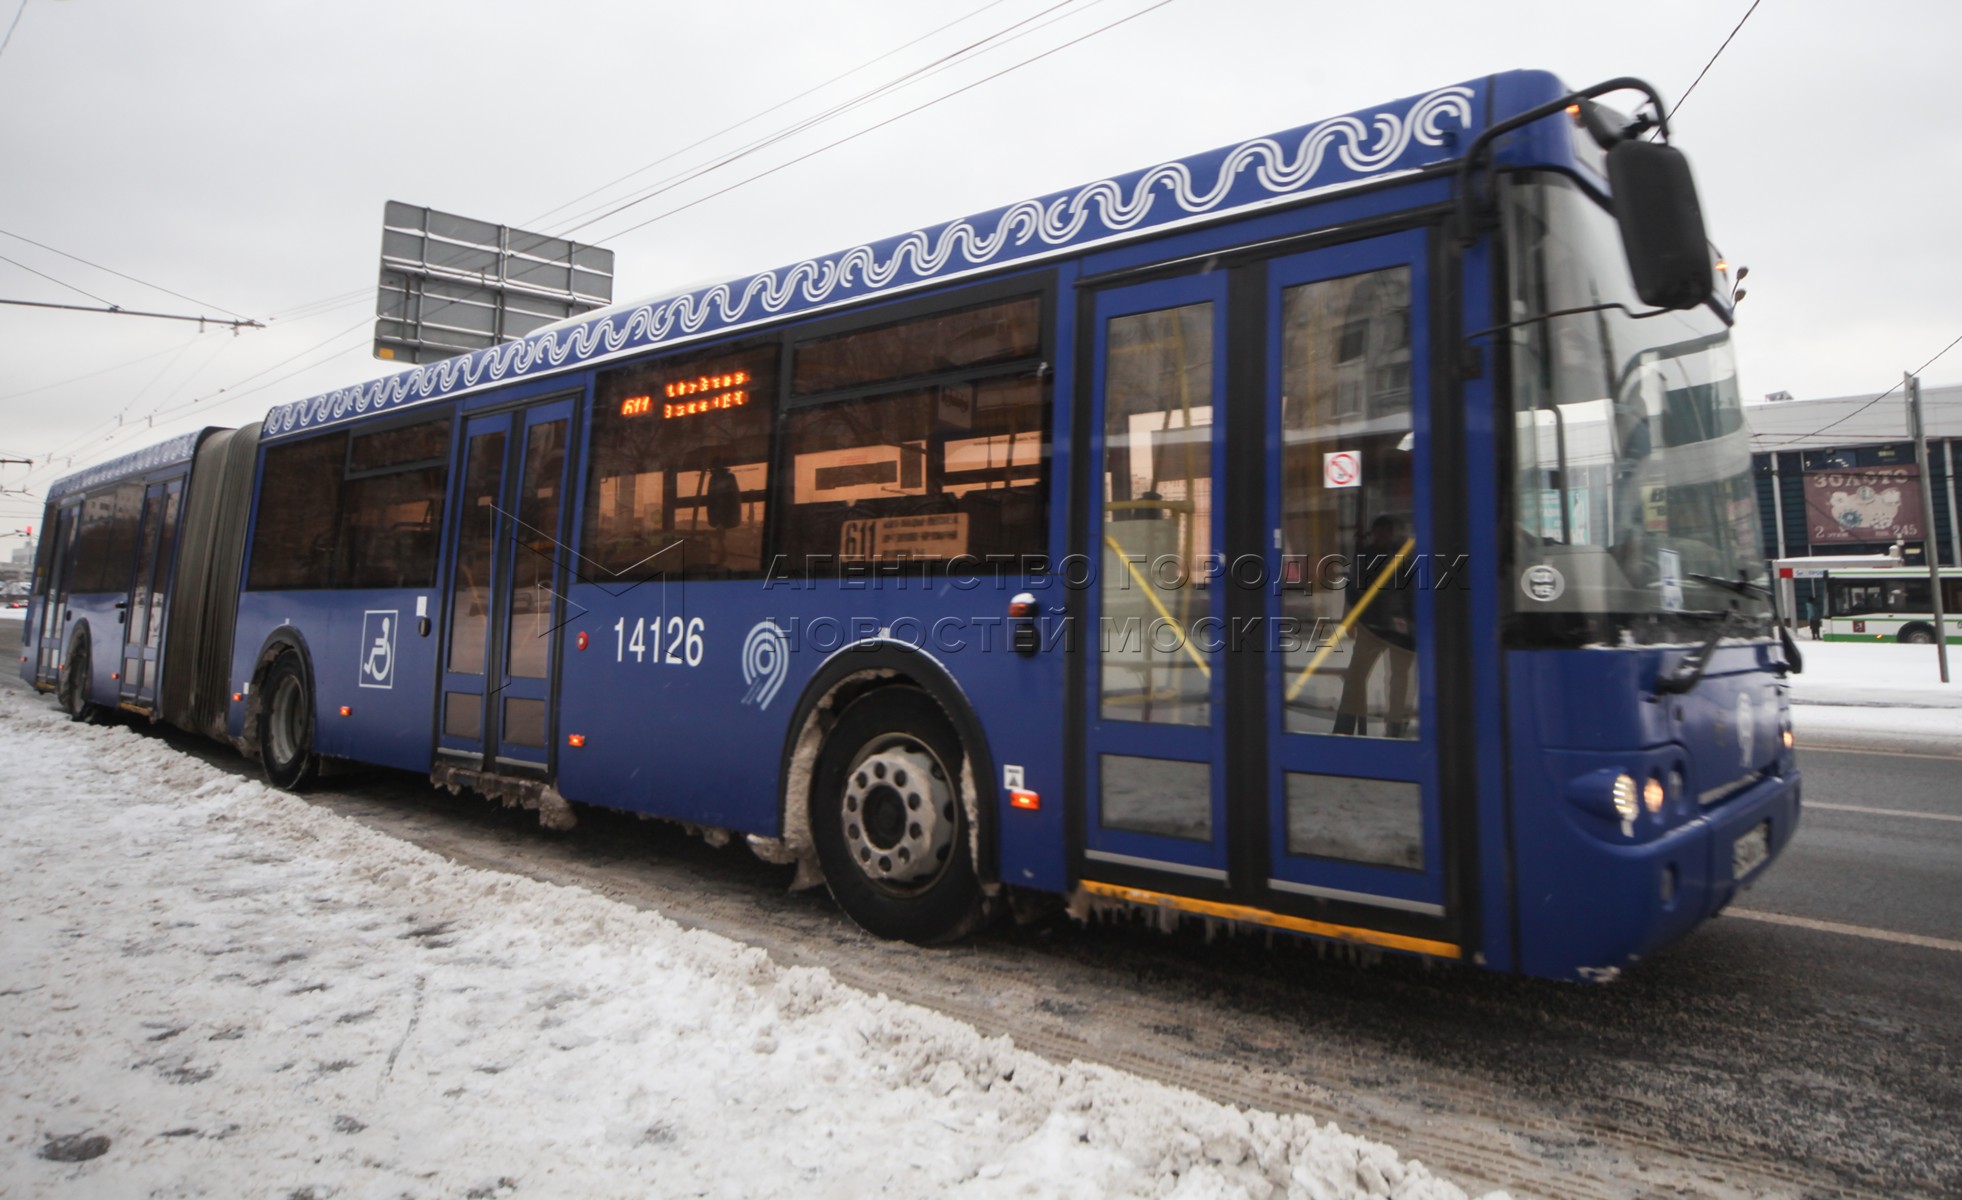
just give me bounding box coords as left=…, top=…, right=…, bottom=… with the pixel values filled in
left=0, top=692, right=1502, bottom=1200
left=1791, top=704, right=1962, bottom=756
left=1786, top=642, right=1962, bottom=752
left=1786, top=639, right=1960, bottom=708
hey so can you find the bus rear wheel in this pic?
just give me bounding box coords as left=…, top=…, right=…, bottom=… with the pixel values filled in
left=59, top=640, right=102, bottom=724
left=1899, top=624, right=1937, bottom=645
left=259, top=650, right=318, bottom=791
left=811, top=688, right=985, bottom=945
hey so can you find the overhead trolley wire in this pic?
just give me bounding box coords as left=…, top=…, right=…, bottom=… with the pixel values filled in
left=548, top=0, right=1086, bottom=240
left=0, top=227, right=253, bottom=321
left=581, top=0, right=1177, bottom=247
left=0, top=335, right=228, bottom=404
left=522, top=0, right=1022, bottom=231
left=1782, top=330, right=1962, bottom=446
left=1656, top=0, right=1762, bottom=132
left=0, top=250, right=119, bottom=308
left=20, top=318, right=372, bottom=490
left=0, top=0, right=26, bottom=66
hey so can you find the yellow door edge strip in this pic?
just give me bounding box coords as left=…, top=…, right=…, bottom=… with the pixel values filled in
left=1077, top=879, right=1462, bottom=960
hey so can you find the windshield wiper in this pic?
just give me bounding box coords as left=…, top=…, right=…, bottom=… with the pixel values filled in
left=1655, top=608, right=1755, bottom=695
left=1687, top=571, right=1771, bottom=599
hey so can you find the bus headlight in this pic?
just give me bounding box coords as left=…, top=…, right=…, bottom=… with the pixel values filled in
left=1643, top=775, right=1665, bottom=815
left=1612, top=773, right=1640, bottom=821
left=1564, top=768, right=1647, bottom=824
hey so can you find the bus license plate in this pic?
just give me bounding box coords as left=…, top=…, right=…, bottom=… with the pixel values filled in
left=1732, top=821, right=1771, bottom=880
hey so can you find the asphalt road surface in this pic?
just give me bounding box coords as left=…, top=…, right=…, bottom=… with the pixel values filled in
left=4, top=617, right=1957, bottom=1199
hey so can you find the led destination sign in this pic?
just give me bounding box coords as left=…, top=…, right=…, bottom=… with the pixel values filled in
left=620, top=368, right=753, bottom=419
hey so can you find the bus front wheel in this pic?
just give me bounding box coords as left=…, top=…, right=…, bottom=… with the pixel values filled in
left=259, top=650, right=318, bottom=791
left=1900, top=624, right=1937, bottom=645
left=810, top=688, right=985, bottom=945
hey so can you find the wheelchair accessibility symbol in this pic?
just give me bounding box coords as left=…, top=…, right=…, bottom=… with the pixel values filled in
left=359, top=610, right=397, bottom=689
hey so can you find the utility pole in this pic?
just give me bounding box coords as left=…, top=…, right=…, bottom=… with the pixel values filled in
left=1906, top=372, right=1950, bottom=682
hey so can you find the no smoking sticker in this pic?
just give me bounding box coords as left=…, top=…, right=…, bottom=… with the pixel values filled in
left=1323, top=450, right=1361, bottom=489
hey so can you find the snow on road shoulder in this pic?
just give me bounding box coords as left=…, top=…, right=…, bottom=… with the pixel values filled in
left=0, top=693, right=1502, bottom=1200
left=1785, top=640, right=1959, bottom=708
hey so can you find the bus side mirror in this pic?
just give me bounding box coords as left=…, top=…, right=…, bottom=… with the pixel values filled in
left=1606, top=140, right=1713, bottom=311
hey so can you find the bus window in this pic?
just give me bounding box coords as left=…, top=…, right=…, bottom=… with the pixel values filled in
left=336, top=419, right=451, bottom=590
left=783, top=297, right=1048, bottom=567
left=782, top=377, right=1046, bottom=564
left=335, top=469, right=445, bottom=588
left=248, top=434, right=347, bottom=590
left=1099, top=302, right=1213, bottom=728
left=791, top=296, right=1039, bottom=396
left=1278, top=266, right=1419, bottom=741
left=584, top=343, right=778, bottom=580
left=71, top=482, right=144, bottom=594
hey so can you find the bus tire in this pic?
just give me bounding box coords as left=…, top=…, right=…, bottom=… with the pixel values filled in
left=259, top=649, right=318, bottom=792
left=1899, top=624, right=1936, bottom=645
left=59, top=637, right=102, bottom=725
left=810, top=687, right=984, bottom=945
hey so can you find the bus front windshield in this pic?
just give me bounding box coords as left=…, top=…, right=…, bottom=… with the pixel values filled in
left=1503, top=173, right=1772, bottom=645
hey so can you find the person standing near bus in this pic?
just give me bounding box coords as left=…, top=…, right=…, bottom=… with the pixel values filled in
left=1804, top=595, right=1821, bottom=641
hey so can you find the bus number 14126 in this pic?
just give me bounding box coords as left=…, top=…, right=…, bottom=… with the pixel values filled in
left=614, top=616, right=704, bottom=667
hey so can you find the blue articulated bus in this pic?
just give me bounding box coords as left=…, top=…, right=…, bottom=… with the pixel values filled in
left=23, top=70, right=1803, bottom=980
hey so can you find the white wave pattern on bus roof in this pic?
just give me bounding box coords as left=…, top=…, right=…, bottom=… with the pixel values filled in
left=264, top=84, right=1478, bottom=439
left=48, top=429, right=206, bottom=499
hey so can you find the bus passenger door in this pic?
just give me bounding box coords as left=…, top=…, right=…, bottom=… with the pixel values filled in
left=1078, top=232, right=1459, bottom=959
left=119, top=478, right=183, bottom=709
left=1258, top=232, right=1453, bottom=948
left=33, top=503, right=80, bottom=688
left=437, top=398, right=575, bottom=772
left=1080, top=274, right=1232, bottom=883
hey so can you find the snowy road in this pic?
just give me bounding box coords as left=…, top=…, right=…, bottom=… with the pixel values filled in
left=0, top=692, right=1493, bottom=1200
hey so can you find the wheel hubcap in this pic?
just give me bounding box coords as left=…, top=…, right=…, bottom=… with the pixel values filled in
left=841, top=744, right=955, bottom=886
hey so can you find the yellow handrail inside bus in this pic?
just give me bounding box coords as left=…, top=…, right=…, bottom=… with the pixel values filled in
left=1102, top=531, right=1211, bottom=679
left=1284, top=536, right=1415, bottom=703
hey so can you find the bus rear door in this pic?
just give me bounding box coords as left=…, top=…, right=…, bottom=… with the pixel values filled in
left=118, top=477, right=183, bottom=710
left=33, top=502, right=80, bottom=689
left=436, top=397, right=577, bottom=773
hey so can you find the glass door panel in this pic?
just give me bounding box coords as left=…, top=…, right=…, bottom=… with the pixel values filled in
left=121, top=479, right=181, bottom=707
left=34, top=504, right=79, bottom=687
left=1083, top=275, right=1228, bottom=880
left=437, top=398, right=574, bottom=768
left=1263, top=233, right=1445, bottom=913
left=497, top=410, right=570, bottom=758
left=441, top=424, right=506, bottom=750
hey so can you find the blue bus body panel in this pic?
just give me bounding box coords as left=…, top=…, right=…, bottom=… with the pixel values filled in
left=1507, top=645, right=1801, bottom=979
left=228, top=589, right=441, bottom=774
left=57, top=595, right=121, bottom=704
left=552, top=576, right=1071, bottom=892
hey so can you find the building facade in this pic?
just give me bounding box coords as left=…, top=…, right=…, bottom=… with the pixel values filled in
left=1748, top=381, right=1961, bottom=572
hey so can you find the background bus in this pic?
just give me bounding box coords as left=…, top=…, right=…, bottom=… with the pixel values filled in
left=21, top=69, right=1800, bottom=982
left=1818, top=567, right=1962, bottom=644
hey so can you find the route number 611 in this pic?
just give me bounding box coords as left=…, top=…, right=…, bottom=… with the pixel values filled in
left=614, top=616, right=704, bottom=666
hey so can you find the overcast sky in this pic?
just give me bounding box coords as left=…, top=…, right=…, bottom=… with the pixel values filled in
left=2, top=0, right=1958, bottom=550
